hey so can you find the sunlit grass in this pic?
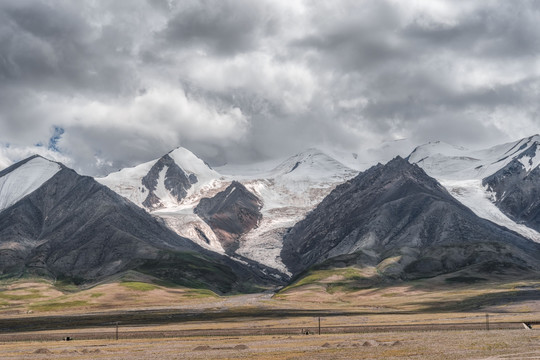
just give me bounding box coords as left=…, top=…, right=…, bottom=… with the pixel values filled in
left=120, top=282, right=158, bottom=292
left=30, top=300, right=89, bottom=312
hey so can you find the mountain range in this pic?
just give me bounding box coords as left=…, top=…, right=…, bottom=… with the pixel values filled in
left=2, top=135, right=540, bottom=292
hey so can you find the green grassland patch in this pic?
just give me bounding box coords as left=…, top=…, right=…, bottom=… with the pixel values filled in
left=30, top=300, right=89, bottom=312
left=120, top=282, right=158, bottom=292
left=279, top=267, right=368, bottom=294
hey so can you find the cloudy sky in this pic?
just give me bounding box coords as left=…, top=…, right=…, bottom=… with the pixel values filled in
left=1, top=0, right=540, bottom=175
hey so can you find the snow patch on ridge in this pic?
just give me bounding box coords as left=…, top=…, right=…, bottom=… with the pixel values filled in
left=154, top=208, right=226, bottom=253
left=154, top=166, right=174, bottom=208
left=409, top=137, right=540, bottom=243
left=97, top=159, right=156, bottom=207
left=167, top=147, right=218, bottom=183
left=441, top=179, right=540, bottom=243
left=409, top=136, right=540, bottom=180
left=0, top=157, right=61, bottom=212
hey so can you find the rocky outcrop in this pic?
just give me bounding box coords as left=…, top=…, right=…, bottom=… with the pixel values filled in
left=282, top=157, right=540, bottom=278
left=195, top=181, right=263, bottom=253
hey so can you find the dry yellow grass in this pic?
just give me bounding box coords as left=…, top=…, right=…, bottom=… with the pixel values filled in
left=2, top=276, right=540, bottom=327
left=0, top=330, right=539, bottom=359
left=0, top=279, right=220, bottom=317
left=1, top=275, right=539, bottom=359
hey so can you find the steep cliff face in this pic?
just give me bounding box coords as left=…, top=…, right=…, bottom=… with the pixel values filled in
left=282, top=157, right=540, bottom=278
left=195, top=181, right=262, bottom=252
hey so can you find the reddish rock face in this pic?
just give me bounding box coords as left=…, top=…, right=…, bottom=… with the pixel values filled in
left=195, top=181, right=262, bottom=253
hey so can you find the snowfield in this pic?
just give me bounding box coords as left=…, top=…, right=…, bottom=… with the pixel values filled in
left=408, top=135, right=540, bottom=180
left=98, top=148, right=358, bottom=273
left=410, top=135, right=540, bottom=243
left=95, top=136, right=540, bottom=271
left=0, top=156, right=61, bottom=213
left=441, top=179, right=540, bottom=242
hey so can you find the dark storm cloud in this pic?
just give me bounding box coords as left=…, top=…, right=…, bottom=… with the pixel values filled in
left=293, top=1, right=408, bottom=72
left=0, top=1, right=142, bottom=97
left=403, top=3, right=540, bottom=60
left=1, top=0, right=540, bottom=174
left=159, top=0, right=275, bottom=56
left=287, top=1, right=540, bottom=150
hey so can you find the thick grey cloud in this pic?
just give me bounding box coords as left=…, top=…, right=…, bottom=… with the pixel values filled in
left=1, top=0, right=540, bottom=175
left=0, top=1, right=139, bottom=97
left=159, top=0, right=275, bottom=56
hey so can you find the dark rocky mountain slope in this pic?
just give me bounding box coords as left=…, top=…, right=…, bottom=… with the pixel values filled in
left=282, top=157, right=540, bottom=278
left=0, top=157, right=280, bottom=292
left=483, top=141, right=540, bottom=232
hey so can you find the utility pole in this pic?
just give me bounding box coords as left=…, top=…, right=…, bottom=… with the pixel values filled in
left=318, top=317, right=321, bottom=335
left=485, top=314, right=489, bottom=331
left=116, top=322, right=119, bottom=340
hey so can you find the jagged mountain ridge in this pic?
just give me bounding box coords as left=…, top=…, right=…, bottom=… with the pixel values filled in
left=282, top=157, right=540, bottom=278
left=141, top=153, right=199, bottom=208
left=0, top=156, right=281, bottom=292
left=98, top=147, right=358, bottom=274
left=3, top=137, right=540, bottom=289
left=408, top=135, right=540, bottom=242
left=97, top=147, right=227, bottom=253
left=97, top=147, right=220, bottom=210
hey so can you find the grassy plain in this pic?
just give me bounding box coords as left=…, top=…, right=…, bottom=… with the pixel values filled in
left=1, top=330, right=540, bottom=359
left=1, top=270, right=540, bottom=359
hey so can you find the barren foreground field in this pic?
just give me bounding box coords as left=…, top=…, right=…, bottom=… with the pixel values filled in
left=2, top=275, right=540, bottom=358
left=1, top=329, right=540, bottom=359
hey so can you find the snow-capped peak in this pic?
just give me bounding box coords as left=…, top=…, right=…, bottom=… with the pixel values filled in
left=97, top=147, right=220, bottom=210
left=0, top=155, right=61, bottom=213
left=268, top=148, right=356, bottom=180
left=167, top=147, right=219, bottom=182
left=408, top=136, right=540, bottom=180
left=408, top=141, right=468, bottom=160
left=408, top=135, right=540, bottom=243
